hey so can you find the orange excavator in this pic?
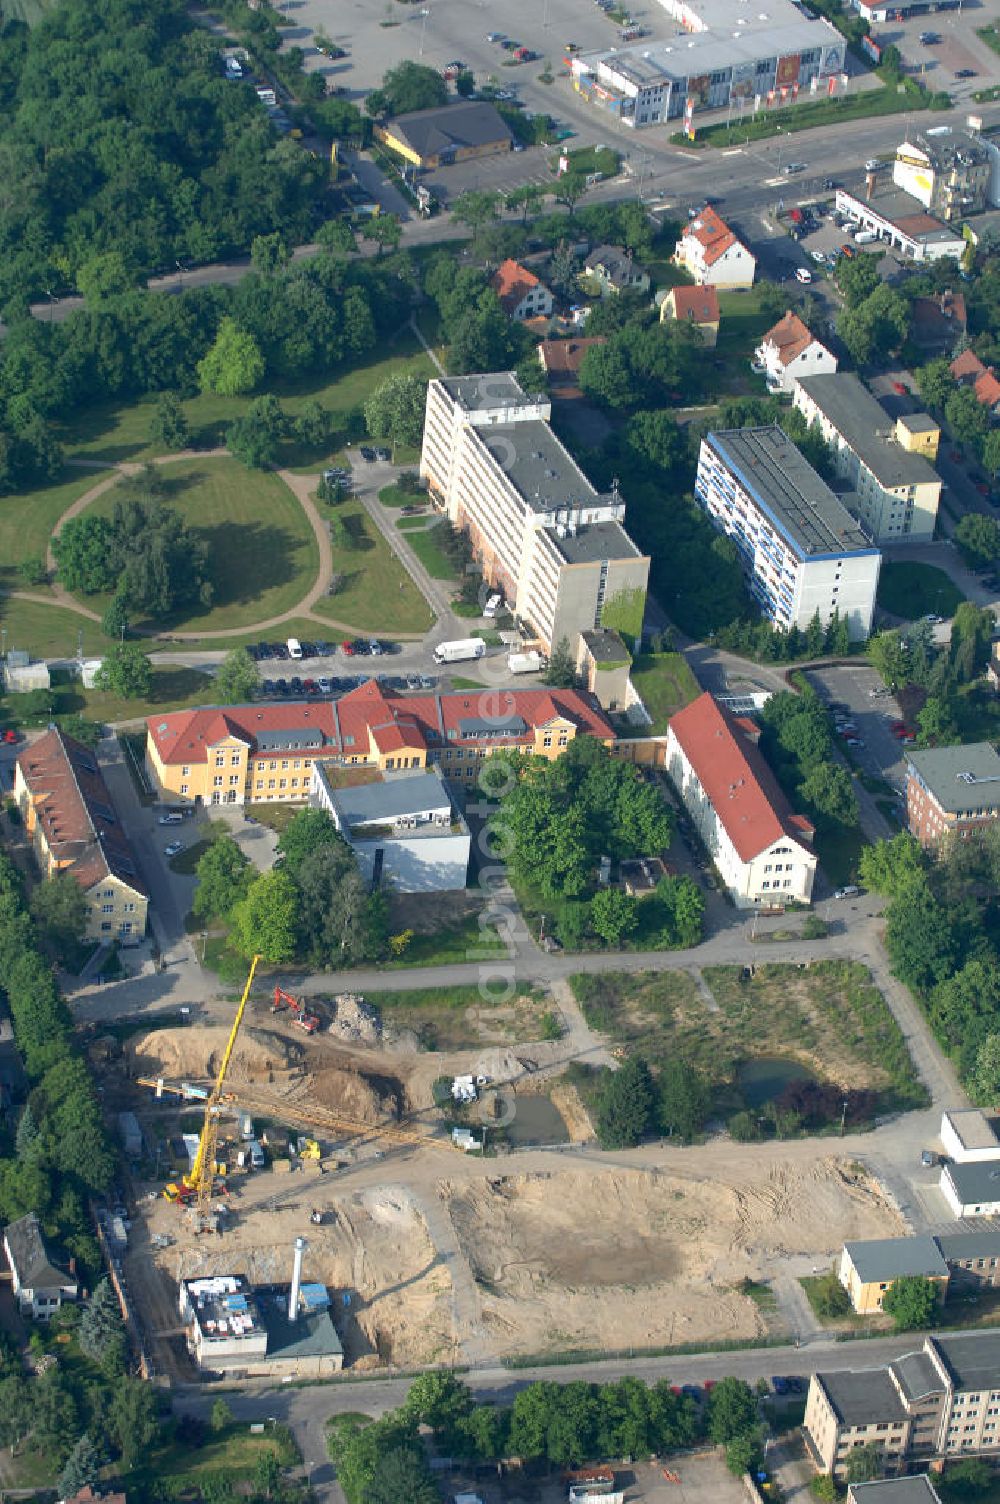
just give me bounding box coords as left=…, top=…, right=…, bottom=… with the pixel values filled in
left=271, top=984, right=320, bottom=1035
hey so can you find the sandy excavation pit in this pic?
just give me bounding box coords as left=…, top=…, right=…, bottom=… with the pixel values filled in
left=133, top=1026, right=402, bottom=1126
left=445, top=1158, right=903, bottom=1357
left=149, top=1182, right=454, bottom=1368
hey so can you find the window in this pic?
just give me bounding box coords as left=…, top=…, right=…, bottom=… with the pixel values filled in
left=231, top=753, right=241, bottom=766
left=180, top=784, right=189, bottom=795
left=104, top=888, right=114, bottom=898
left=761, top=881, right=770, bottom=890
left=764, top=864, right=772, bottom=872
left=268, top=779, right=276, bottom=790
left=269, top=761, right=277, bottom=771
left=125, top=902, right=135, bottom=913
left=293, top=760, right=300, bottom=770
left=229, top=775, right=240, bottom=786
left=255, top=780, right=264, bottom=791
left=279, top=779, right=287, bottom=790
left=281, top=760, right=289, bottom=770
left=213, top=775, right=223, bottom=788
left=542, top=735, right=552, bottom=748
left=291, top=778, right=299, bottom=788
left=215, top=754, right=225, bottom=767
left=101, top=921, right=112, bottom=932
left=101, top=903, right=114, bottom=914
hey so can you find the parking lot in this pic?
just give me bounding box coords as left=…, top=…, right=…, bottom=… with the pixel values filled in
left=807, top=663, right=910, bottom=800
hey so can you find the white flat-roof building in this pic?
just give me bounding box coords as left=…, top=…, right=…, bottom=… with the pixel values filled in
left=695, top=426, right=881, bottom=640
left=941, top=1159, right=1000, bottom=1219
left=834, top=181, right=965, bottom=262
left=941, top=1108, right=1000, bottom=1164
left=179, top=1271, right=344, bottom=1377
left=569, top=0, right=845, bottom=128
left=793, top=373, right=942, bottom=542
left=309, top=764, right=470, bottom=892
left=420, top=374, right=649, bottom=655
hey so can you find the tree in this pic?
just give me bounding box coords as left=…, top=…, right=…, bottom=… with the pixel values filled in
left=211, top=1398, right=234, bottom=1433
left=197, top=318, right=265, bottom=396
left=254, top=1449, right=282, bottom=1499
left=917, top=693, right=959, bottom=748
left=554, top=172, right=588, bottom=215
left=838, top=284, right=909, bottom=365
left=882, top=1274, right=939, bottom=1331
left=276, top=808, right=343, bottom=877
left=810, top=1269, right=851, bottom=1317
left=946, top=384, right=990, bottom=447
left=595, top=1055, right=655, bottom=1149
left=231, top=869, right=298, bottom=963
left=915, top=356, right=954, bottom=413
left=192, top=837, right=253, bottom=923
left=377, top=61, right=448, bottom=114
left=707, top=1379, right=758, bottom=1444
left=403, top=1373, right=474, bottom=1446
left=251, top=233, right=290, bottom=278
left=363, top=373, right=427, bottom=459
left=108, top=1377, right=160, bottom=1472
left=859, top=834, right=925, bottom=898
left=542, top=637, right=578, bottom=688
left=101, top=593, right=131, bottom=642
left=798, top=762, right=859, bottom=828
left=507, top=184, right=546, bottom=225
left=836, top=251, right=883, bottom=308
left=53, top=515, right=117, bottom=595
left=75, top=250, right=134, bottom=303
left=29, top=875, right=88, bottom=963
left=361, top=214, right=403, bottom=258
left=943, top=1458, right=992, bottom=1498
left=867, top=628, right=912, bottom=690
left=884, top=875, right=957, bottom=992
left=655, top=874, right=705, bottom=948
left=78, top=1278, right=125, bottom=1373
left=93, top=642, right=153, bottom=700
left=659, top=1057, right=708, bottom=1140
left=214, top=647, right=259, bottom=705
left=983, top=429, right=1000, bottom=479
left=317, top=219, right=357, bottom=256
left=452, top=191, right=501, bottom=234
left=955, top=512, right=1000, bottom=570
left=969, top=1032, right=1000, bottom=1106
left=57, top=1433, right=104, bottom=1498
left=844, top=1442, right=883, bottom=1484
left=590, top=887, right=639, bottom=946
left=294, top=399, right=331, bottom=451
left=227, top=394, right=286, bottom=469
left=148, top=391, right=190, bottom=453
left=725, top=1431, right=763, bottom=1478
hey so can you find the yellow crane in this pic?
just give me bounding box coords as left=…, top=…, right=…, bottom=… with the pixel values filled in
left=163, top=953, right=261, bottom=1210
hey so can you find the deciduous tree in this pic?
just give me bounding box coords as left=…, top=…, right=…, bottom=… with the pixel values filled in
left=231, top=869, right=298, bottom=963
left=882, top=1274, right=939, bottom=1331
left=93, top=642, right=153, bottom=700
left=197, top=318, right=265, bottom=396
left=363, top=373, right=427, bottom=458
left=192, top=837, right=253, bottom=923
left=214, top=647, right=259, bottom=705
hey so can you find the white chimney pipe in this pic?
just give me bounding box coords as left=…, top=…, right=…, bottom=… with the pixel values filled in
left=289, top=1236, right=307, bottom=1322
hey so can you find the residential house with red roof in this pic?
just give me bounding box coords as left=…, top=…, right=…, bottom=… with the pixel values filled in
left=673, top=207, right=755, bottom=288
left=753, top=310, right=837, bottom=394
left=665, top=692, right=816, bottom=907
left=492, top=259, right=554, bottom=321
left=659, top=284, right=721, bottom=348
left=15, top=728, right=148, bottom=944
left=950, top=349, right=1000, bottom=417
left=538, top=336, right=607, bottom=388
left=145, top=679, right=615, bottom=806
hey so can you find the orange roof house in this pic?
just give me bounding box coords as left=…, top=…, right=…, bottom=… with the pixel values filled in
left=674, top=207, right=756, bottom=288
left=492, top=258, right=554, bottom=321
left=665, top=692, right=816, bottom=907
left=660, top=284, right=721, bottom=347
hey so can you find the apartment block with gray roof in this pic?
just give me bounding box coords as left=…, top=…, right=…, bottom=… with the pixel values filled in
left=848, top=1480, right=942, bottom=1504
left=420, top=374, right=649, bottom=655
left=804, top=1331, right=1000, bottom=1476
left=906, top=742, right=1000, bottom=845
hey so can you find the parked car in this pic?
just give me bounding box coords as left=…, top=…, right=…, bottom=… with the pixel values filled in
left=810, top=250, right=826, bottom=264
left=290, top=676, right=303, bottom=693
left=369, top=639, right=383, bottom=656
left=785, top=162, right=807, bottom=174
left=351, top=639, right=371, bottom=655
left=771, top=1376, right=790, bottom=1395
left=317, top=677, right=332, bottom=693
left=359, top=445, right=376, bottom=461
left=405, top=674, right=421, bottom=690
left=164, top=841, right=184, bottom=858
left=921, top=1149, right=938, bottom=1167
left=2, top=729, right=20, bottom=744
left=835, top=885, right=860, bottom=899
left=158, top=812, right=184, bottom=826
left=795, top=267, right=812, bottom=283
left=892, top=380, right=907, bottom=395
left=865, top=158, right=883, bottom=171
left=419, top=674, right=435, bottom=689
left=275, top=677, right=289, bottom=694
left=845, top=736, right=864, bottom=747
left=955, top=68, right=976, bottom=77
left=341, top=640, right=355, bottom=655
left=374, top=447, right=391, bottom=462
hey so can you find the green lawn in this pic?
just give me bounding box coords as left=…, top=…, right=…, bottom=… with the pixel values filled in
left=386, top=910, right=508, bottom=968
left=676, top=78, right=929, bottom=147
left=0, top=468, right=108, bottom=589
left=976, top=23, right=1000, bottom=55
left=876, top=561, right=964, bottom=620
left=378, top=482, right=425, bottom=508
left=128, top=1422, right=299, bottom=1497
left=0, top=665, right=216, bottom=731
left=311, top=496, right=434, bottom=634
left=623, top=651, right=700, bottom=735
left=0, top=597, right=105, bottom=659
left=405, top=521, right=459, bottom=582
left=396, top=515, right=432, bottom=532
left=83, top=458, right=320, bottom=633
left=716, top=287, right=779, bottom=362
left=60, top=339, right=437, bottom=465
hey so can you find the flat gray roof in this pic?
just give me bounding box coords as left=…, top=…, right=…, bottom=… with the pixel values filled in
left=441, top=372, right=526, bottom=412
left=259, top=1290, right=343, bottom=1360
left=903, top=128, right=992, bottom=171
left=935, top=1228, right=1000, bottom=1263
left=584, top=13, right=842, bottom=84
left=844, top=1235, right=947, bottom=1284
left=481, top=418, right=605, bottom=515
left=326, top=769, right=452, bottom=826
left=943, top=1158, right=1000, bottom=1204
left=931, top=1330, right=1000, bottom=1392
left=581, top=628, right=630, bottom=663
left=549, top=519, right=642, bottom=564
left=795, top=375, right=940, bottom=489
left=705, top=426, right=877, bottom=559
left=907, top=743, right=1000, bottom=812
left=945, top=1108, right=1000, bottom=1151
left=849, top=1480, right=942, bottom=1504
left=818, top=1367, right=908, bottom=1426
left=891, top=1348, right=944, bottom=1403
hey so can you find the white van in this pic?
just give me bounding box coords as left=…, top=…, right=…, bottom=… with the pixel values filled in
left=287, top=637, right=303, bottom=660
left=854, top=229, right=879, bottom=245
left=484, top=593, right=503, bottom=617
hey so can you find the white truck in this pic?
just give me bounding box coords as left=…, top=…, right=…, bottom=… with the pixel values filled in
left=433, top=638, right=486, bottom=665
left=507, top=651, right=546, bottom=675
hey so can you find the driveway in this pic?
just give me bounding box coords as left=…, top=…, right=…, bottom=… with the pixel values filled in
left=807, top=663, right=910, bottom=797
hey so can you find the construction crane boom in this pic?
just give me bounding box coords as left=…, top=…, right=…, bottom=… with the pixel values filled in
left=187, top=953, right=261, bottom=1208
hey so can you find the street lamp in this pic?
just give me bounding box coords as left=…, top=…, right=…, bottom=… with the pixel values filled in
left=419, top=7, right=429, bottom=54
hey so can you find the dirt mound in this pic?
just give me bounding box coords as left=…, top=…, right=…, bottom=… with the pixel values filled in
left=133, top=1026, right=300, bottom=1084
left=306, top=1065, right=401, bottom=1125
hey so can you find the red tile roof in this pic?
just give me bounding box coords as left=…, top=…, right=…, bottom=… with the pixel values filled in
left=538, top=336, right=606, bottom=378
left=148, top=680, right=614, bottom=766
left=760, top=309, right=823, bottom=368
left=667, top=284, right=720, bottom=325
left=681, top=207, right=740, bottom=267
left=668, top=693, right=814, bottom=863
left=16, top=728, right=147, bottom=897
left=951, top=349, right=987, bottom=381
left=975, top=370, right=1000, bottom=409
left=492, top=258, right=543, bottom=315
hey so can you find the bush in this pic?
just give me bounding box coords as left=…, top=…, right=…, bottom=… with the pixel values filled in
left=810, top=1270, right=852, bottom=1319
left=728, top=1111, right=762, bottom=1142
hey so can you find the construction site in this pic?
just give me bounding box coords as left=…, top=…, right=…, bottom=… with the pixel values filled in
left=107, top=963, right=910, bottom=1380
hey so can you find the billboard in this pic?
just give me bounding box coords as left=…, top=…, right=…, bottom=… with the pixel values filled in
left=687, top=73, right=710, bottom=104
left=776, top=53, right=801, bottom=87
